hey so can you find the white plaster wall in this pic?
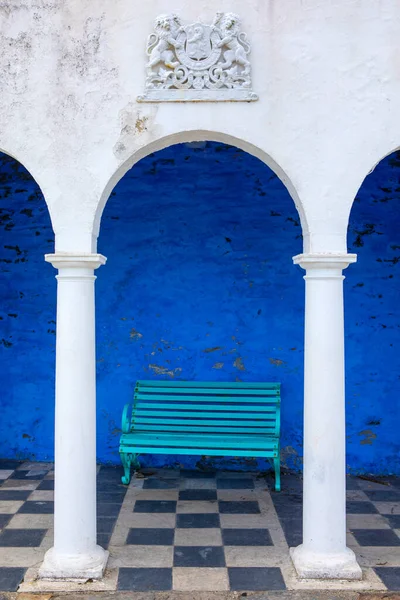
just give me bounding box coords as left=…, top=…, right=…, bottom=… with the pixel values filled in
left=0, top=0, right=399, bottom=253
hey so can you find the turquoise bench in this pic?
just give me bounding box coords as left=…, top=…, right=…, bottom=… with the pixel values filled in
left=119, top=380, right=281, bottom=491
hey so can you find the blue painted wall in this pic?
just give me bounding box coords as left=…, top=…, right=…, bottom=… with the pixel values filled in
left=0, top=155, right=55, bottom=460
left=96, top=143, right=305, bottom=470
left=0, top=143, right=399, bottom=473
left=346, top=152, right=400, bottom=474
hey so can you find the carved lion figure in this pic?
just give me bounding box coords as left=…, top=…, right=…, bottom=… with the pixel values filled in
left=146, top=14, right=183, bottom=72
left=213, top=12, right=251, bottom=76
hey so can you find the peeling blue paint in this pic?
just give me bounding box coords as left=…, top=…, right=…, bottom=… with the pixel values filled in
left=0, top=144, right=399, bottom=474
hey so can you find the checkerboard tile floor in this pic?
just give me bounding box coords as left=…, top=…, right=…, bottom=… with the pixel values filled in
left=0, top=460, right=399, bottom=592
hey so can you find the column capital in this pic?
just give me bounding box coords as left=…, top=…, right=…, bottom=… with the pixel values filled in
left=293, top=253, right=357, bottom=273
left=45, top=253, right=107, bottom=271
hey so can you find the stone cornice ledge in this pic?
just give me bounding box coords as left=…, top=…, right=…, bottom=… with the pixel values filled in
left=293, top=253, right=357, bottom=270
left=45, top=253, right=107, bottom=270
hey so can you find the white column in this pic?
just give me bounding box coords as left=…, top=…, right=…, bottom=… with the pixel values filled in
left=39, top=253, right=108, bottom=580
left=290, top=253, right=362, bottom=580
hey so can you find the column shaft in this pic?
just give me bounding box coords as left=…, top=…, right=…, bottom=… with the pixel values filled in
left=290, top=253, right=361, bottom=580
left=39, top=254, right=108, bottom=580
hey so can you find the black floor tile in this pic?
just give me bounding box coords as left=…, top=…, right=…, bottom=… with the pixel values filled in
left=97, top=503, right=121, bottom=518
left=217, top=479, right=255, bottom=490
left=375, top=567, right=400, bottom=590
left=272, top=474, right=302, bottom=491
left=133, top=500, right=177, bottom=513
left=18, top=501, right=54, bottom=514
left=97, top=467, right=123, bottom=480
left=9, top=470, right=46, bottom=480
left=97, top=491, right=126, bottom=503
left=384, top=514, right=400, bottom=529
left=97, top=517, right=117, bottom=534
left=273, top=504, right=303, bottom=519
left=359, top=476, right=398, bottom=488
left=126, top=527, right=174, bottom=545
left=272, top=493, right=302, bottom=516
left=283, top=529, right=302, bottom=547
left=117, top=567, right=172, bottom=591
left=363, top=490, right=400, bottom=502
left=228, top=567, right=286, bottom=591
left=0, top=460, right=20, bottom=470
left=177, top=513, right=220, bottom=528
left=174, top=545, right=225, bottom=567
left=179, top=489, right=217, bottom=501
left=0, top=528, right=47, bottom=547
left=218, top=471, right=254, bottom=479
left=180, top=469, right=216, bottom=478
left=280, top=518, right=302, bottom=547
left=346, top=477, right=361, bottom=490
left=272, top=492, right=302, bottom=505
left=386, top=477, right=400, bottom=489
left=143, top=479, right=179, bottom=490
left=350, top=528, right=400, bottom=546
left=97, top=472, right=125, bottom=485
left=0, top=515, right=11, bottom=529
left=145, top=469, right=180, bottom=479
left=97, top=533, right=111, bottom=549
left=96, top=481, right=127, bottom=492
left=346, top=501, right=378, bottom=514
left=222, top=528, right=273, bottom=546
left=0, top=567, right=26, bottom=591
left=0, top=490, right=31, bottom=501
left=37, top=480, right=54, bottom=491
left=219, top=501, right=260, bottom=514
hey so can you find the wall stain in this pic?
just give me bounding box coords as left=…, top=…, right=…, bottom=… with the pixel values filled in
left=148, top=364, right=182, bottom=378
left=130, top=328, right=143, bottom=340
left=359, top=429, right=377, bottom=445
left=233, top=357, right=245, bottom=371
left=269, top=358, right=285, bottom=366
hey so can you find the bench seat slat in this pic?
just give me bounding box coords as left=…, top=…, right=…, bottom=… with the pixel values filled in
left=120, top=432, right=277, bottom=450
left=132, top=419, right=274, bottom=428
left=119, top=445, right=278, bottom=457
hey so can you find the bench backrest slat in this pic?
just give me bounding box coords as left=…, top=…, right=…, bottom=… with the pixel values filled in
left=131, top=380, right=280, bottom=437
left=137, top=380, right=280, bottom=390
left=132, top=424, right=276, bottom=433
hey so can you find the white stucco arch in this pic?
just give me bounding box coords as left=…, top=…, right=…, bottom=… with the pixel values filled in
left=93, top=129, right=309, bottom=250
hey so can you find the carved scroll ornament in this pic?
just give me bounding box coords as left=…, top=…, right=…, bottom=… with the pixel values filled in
left=138, top=12, right=258, bottom=102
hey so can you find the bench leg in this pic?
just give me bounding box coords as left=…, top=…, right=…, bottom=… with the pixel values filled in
left=132, top=454, right=141, bottom=472
left=121, top=453, right=132, bottom=485
left=121, top=453, right=141, bottom=485
left=274, top=455, right=281, bottom=492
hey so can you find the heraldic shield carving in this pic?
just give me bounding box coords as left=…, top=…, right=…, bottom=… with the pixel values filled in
left=137, top=13, right=258, bottom=102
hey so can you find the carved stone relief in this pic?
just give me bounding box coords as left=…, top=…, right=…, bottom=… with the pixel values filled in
left=137, top=13, right=258, bottom=102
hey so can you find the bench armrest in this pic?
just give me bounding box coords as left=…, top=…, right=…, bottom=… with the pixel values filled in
left=121, top=403, right=132, bottom=433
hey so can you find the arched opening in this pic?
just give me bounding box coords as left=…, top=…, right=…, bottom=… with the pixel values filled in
left=97, top=141, right=305, bottom=471
left=93, top=130, right=308, bottom=245
left=0, top=151, right=56, bottom=463
left=346, top=149, right=400, bottom=475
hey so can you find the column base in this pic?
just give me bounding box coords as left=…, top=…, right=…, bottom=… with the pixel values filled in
left=290, top=544, right=362, bottom=580
left=39, top=545, right=109, bottom=580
